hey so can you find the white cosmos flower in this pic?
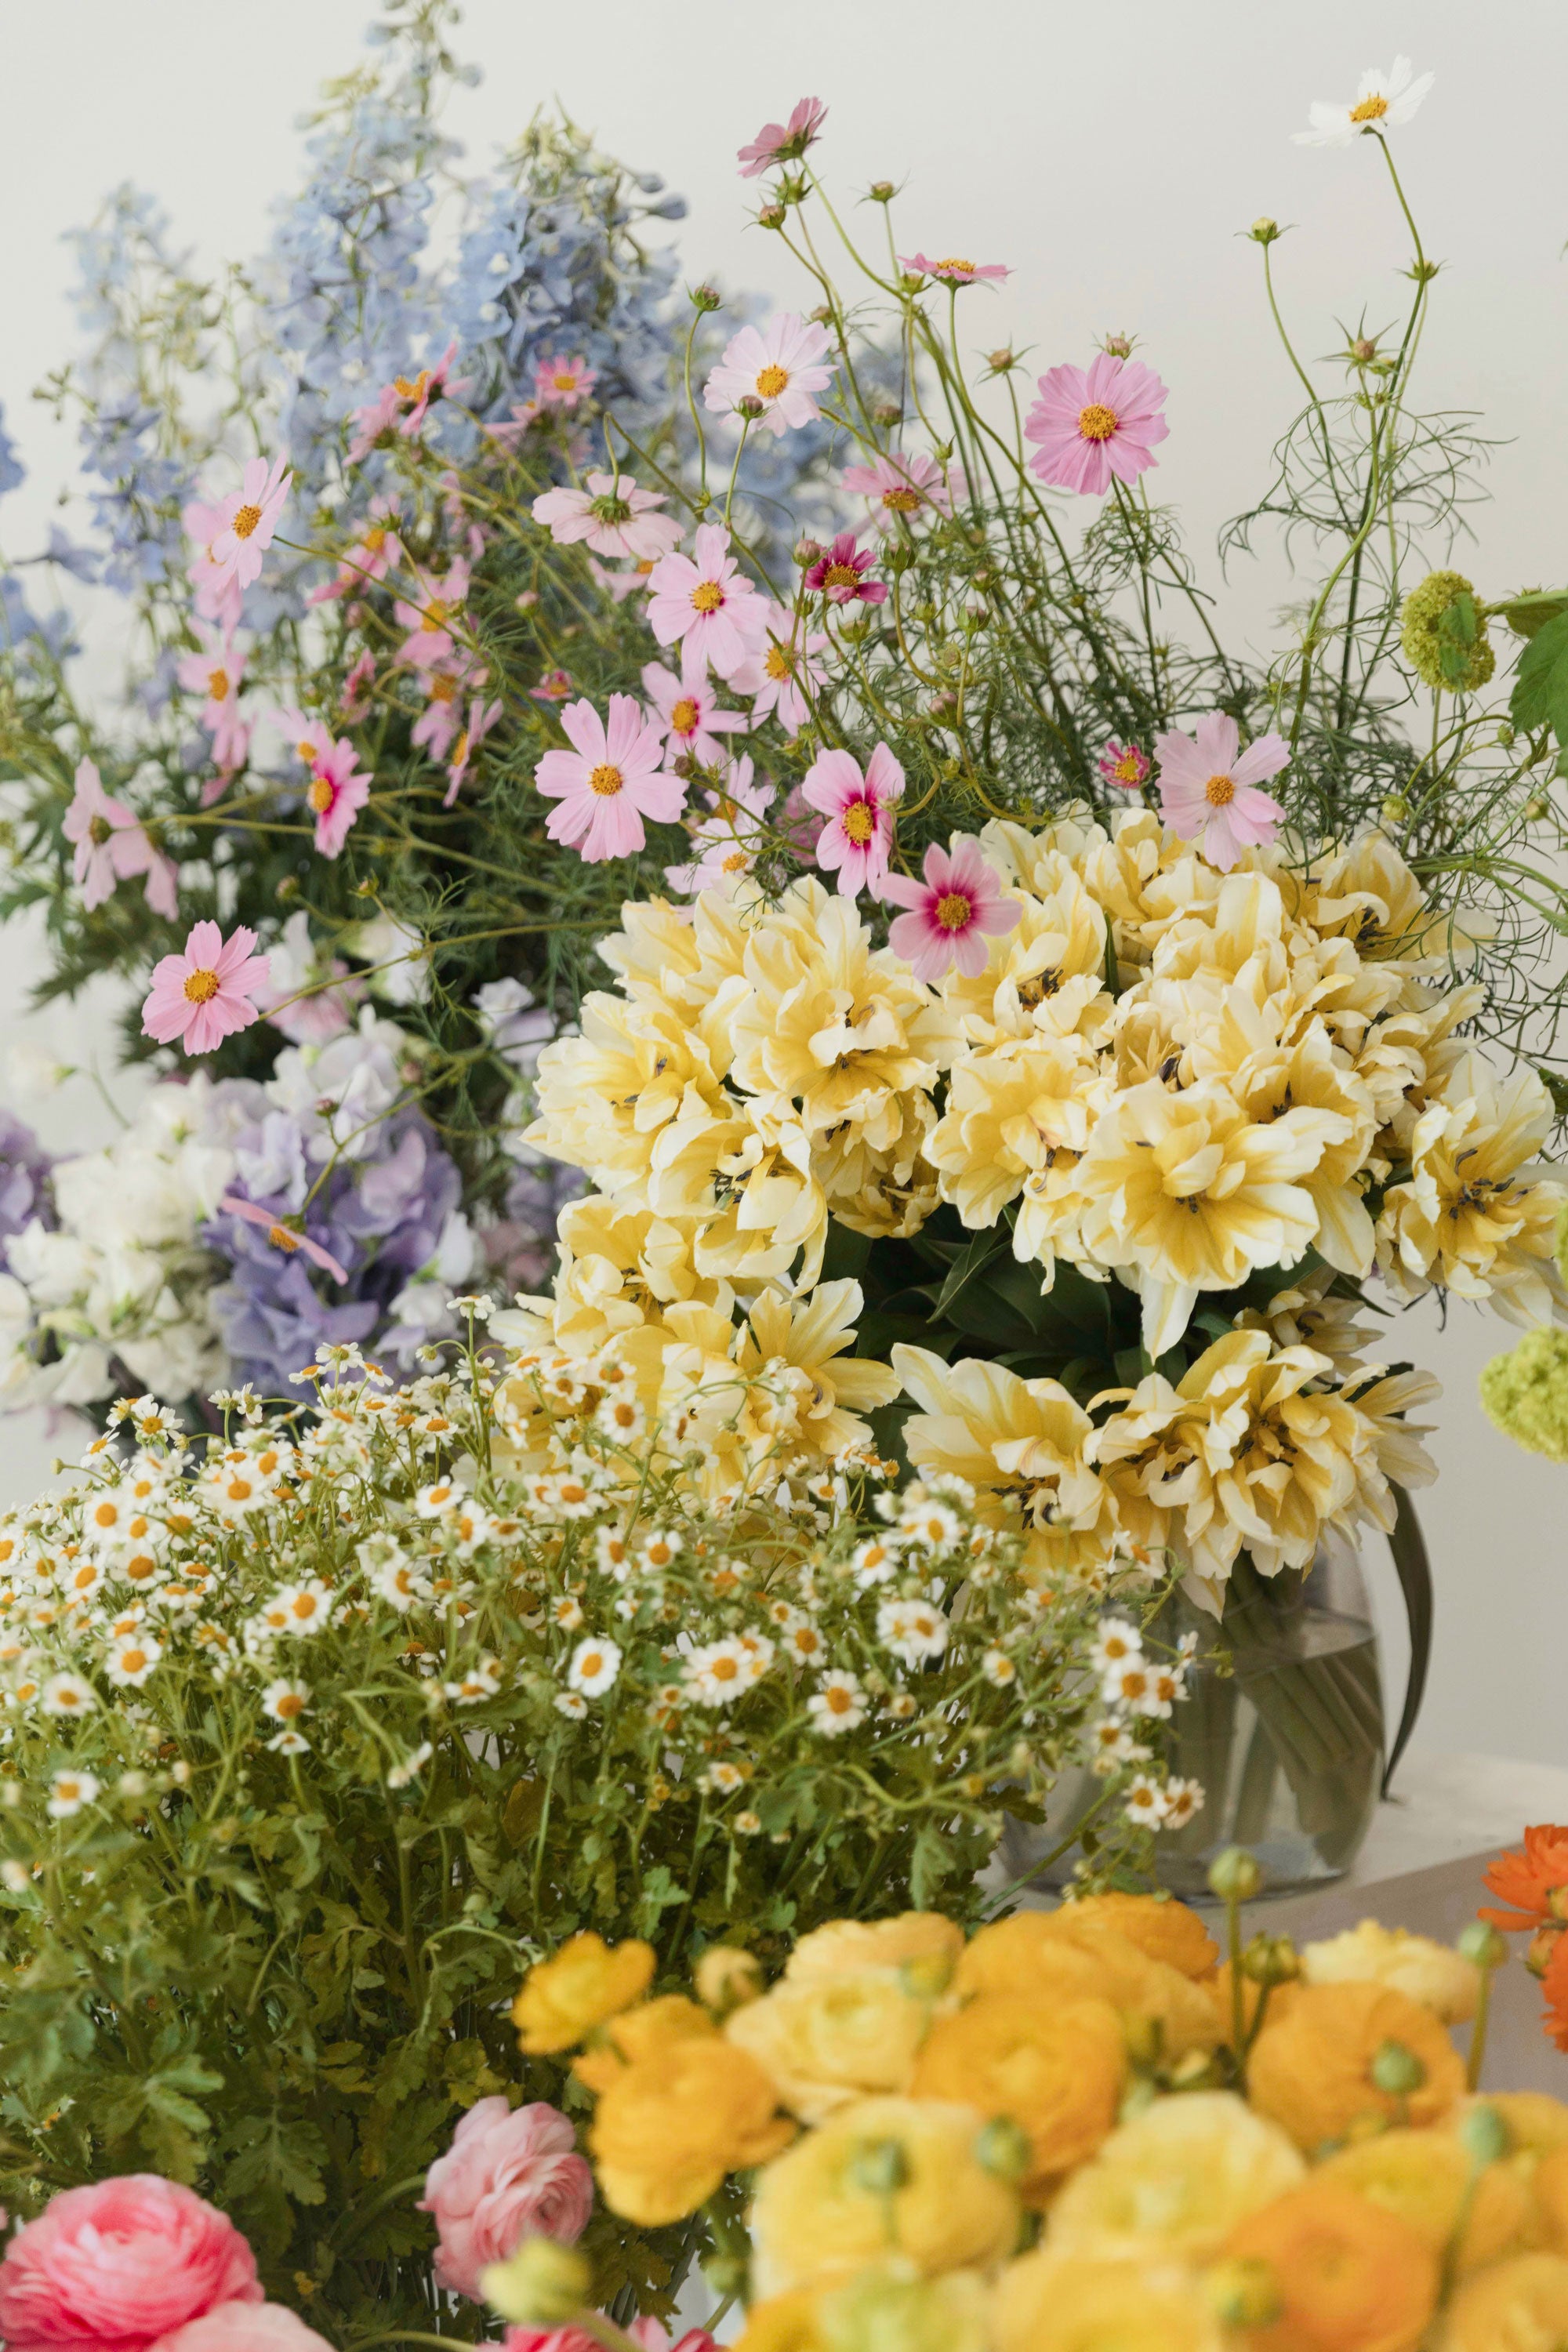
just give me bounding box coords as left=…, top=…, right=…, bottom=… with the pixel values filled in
left=807, top=1671, right=866, bottom=1735
left=47, top=1769, right=100, bottom=1818
left=566, top=1636, right=622, bottom=1697
left=1294, top=56, right=1433, bottom=147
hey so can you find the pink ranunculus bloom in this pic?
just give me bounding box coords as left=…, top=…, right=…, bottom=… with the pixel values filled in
left=219, top=1196, right=350, bottom=1286
left=1153, top=713, right=1289, bottom=873
left=307, top=501, right=404, bottom=605
left=1025, top=354, right=1170, bottom=497
left=535, top=694, right=685, bottom=863
left=898, top=252, right=1011, bottom=287
left=532, top=473, right=683, bottom=562
left=1098, top=739, right=1152, bottom=792
left=304, top=738, right=371, bottom=858
left=63, top=759, right=162, bottom=913
left=148, top=2303, right=336, bottom=2352
left=703, top=314, right=833, bottom=437
left=395, top=559, right=471, bottom=671
left=665, top=757, right=773, bottom=898
left=396, top=338, right=471, bottom=437
left=340, top=648, right=378, bottom=724
left=532, top=356, right=598, bottom=414
left=840, top=448, right=965, bottom=532
left=529, top=669, right=573, bottom=702
left=206, top=456, right=291, bottom=593
left=182, top=496, right=245, bottom=633
left=882, top=835, right=1021, bottom=982
left=445, top=697, right=504, bottom=808
left=646, top=523, right=768, bottom=681
left=642, top=655, right=750, bottom=767
left=419, top=2097, right=593, bottom=2303
left=502, top=2323, right=718, bottom=2352
left=728, top=601, right=829, bottom=734
left=142, top=920, right=270, bottom=1057
left=804, top=531, right=887, bottom=608
left=800, top=742, right=905, bottom=897
left=737, top=96, right=826, bottom=177
left=176, top=630, right=249, bottom=769
left=0, top=2175, right=263, bottom=2352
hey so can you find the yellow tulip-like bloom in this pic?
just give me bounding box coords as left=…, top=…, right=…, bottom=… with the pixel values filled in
left=511, top=1930, right=655, bottom=2055
left=733, top=1280, right=902, bottom=1464
left=1247, top=1982, right=1466, bottom=2152
left=589, top=2035, right=795, bottom=2227
left=725, top=1968, right=935, bottom=2125
left=571, top=1991, right=717, bottom=2094
left=1317, top=2128, right=1530, bottom=2277
left=992, top=2250, right=1225, bottom=2352
left=1062, top=1892, right=1219, bottom=1980
left=1224, top=2176, right=1439, bottom=2352
left=926, top=1037, right=1102, bottom=1236
left=732, top=2291, right=825, bottom=2352
left=941, top=849, right=1112, bottom=1052
left=1045, top=2092, right=1304, bottom=2265
left=910, top=1991, right=1126, bottom=2201
left=526, top=986, right=733, bottom=1196
left=1436, top=2252, right=1568, bottom=2351
left=748, top=2095, right=1019, bottom=2299
left=785, top=1913, right=966, bottom=1990
left=956, top=1909, right=1221, bottom=2061
left=1301, top=1921, right=1479, bottom=2024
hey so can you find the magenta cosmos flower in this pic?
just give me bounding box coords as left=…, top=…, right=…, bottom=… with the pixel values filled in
left=1025, top=354, right=1170, bottom=496
left=800, top=742, right=905, bottom=896
left=176, top=629, right=249, bottom=770
left=882, top=836, right=1020, bottom=982
left=142, top=920, right=271, bottom=1056
left=303, top=738, right=371, bottom=858
left=737, top=96, right=826, bottom=177
left=206, top=456, right=291, bottom=593
left=532, top=473, right=682, bottom=561
left=730, top=601, right=829, bottom=732
left=63, top=759, right=178, bottom=920
left=535, top=694, right=684, bottom=863
left=805, top=532, right=887, bottom=608
left=1098, top=739, right=1151, bottom=792
left=899, top=252, right=1011, bottom=287
left=646, top=524, right=768, bottom=681
left=642, top=656, right=750, bottom=767
left=1153, top=713, right=1288, bottom=872
left=704, top=314, right=833, bottom=437
left=220, top=1196, right=349, bottom=1287
left=840, top=448, right=964, bottom=532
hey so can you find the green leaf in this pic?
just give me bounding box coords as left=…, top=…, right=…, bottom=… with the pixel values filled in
left=223, top=2110, right=330, bottom=2206
left=1436, top=590, right=1480, bottom=686
left=1510, top=606, right=1568, bottom=748
left=1501, top=589, right=1568, bottom=640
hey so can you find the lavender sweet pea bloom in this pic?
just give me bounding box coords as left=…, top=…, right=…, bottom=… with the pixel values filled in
left=0, top=1112, right=55, bottom=1250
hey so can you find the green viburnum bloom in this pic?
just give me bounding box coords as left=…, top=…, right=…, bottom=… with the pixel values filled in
left=1400, top=568, right=1496, bottom=692
left=1479, top=1325, right=1568, bottom=1461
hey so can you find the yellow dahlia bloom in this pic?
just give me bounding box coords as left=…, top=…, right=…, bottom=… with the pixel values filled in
left=724, top=1967, right=933, bottom=2124
left=811, top=1093, right=941, bottom=1240
left=1044, top=2090, right=1304, bottom=2265
left=546, top=1196, right=719, bottom=1353
left=526, top=989, right=731, bottom=1196
left=1211, top=1022, right=1379, bottom=1277
left=993, top=2251, right=1224, bottom=2352
left=681, top=1105, right=829, bottom=1291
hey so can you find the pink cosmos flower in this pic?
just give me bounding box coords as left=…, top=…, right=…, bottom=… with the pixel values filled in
left=535, top=695, right=684, bottom=862
left=642, top=656, right=750, bottom=767
left=176, top=630, right=249, bottom=769
left=182, top=495, right=245, bottom=633
left=395, top=338, right=470, bottom=437
left=340, top=648, right=378, bottom=723
left=737, top=97, right=826, bottom=177
left=64, top=758, right=178, bottom=919
left=804, top=532, right=887, bottom=608
left=445, top=697, right=504, bottom=807
left=142, top=920, right=270, bottom=1056
left=220, top=1195, right=350, bottom=1286
left=500, top=2322, right=717, bottom=2352
left=303, top=738, right=371, bottom=858
left=899, top=252, right=1011, bottom=286
left=532, top=473, right=683, bottom=561
left=529, top=669, right=573, bottom=702
left=412, top=670, right=470, bottom=760
left=800, top=742, right=905, bottom=896
left=840, top=448, right=964, bottom=532
left=1025, top=354, right=1170, bottom=497
left=395, top=560, right=471, bottom=670
left=703, top=314, right=833, bottom=437
left=148, top=2305, right=334, bottom=2352
left=347, top=382, right=405, bottom=462
left=1153, top=713, right=1289, bottom=872
left=1098, top=739, right=1151, bottom=792
left=419, top=2097, right=593, bottom=2303
left=729, top=601, right=829, bottom=733
left=881, top=836, right=1021, bottom=981
left=646, top=523, right=768, bottom=680
left=307, top=502, right=404, bottom=604
left=205, top=456, right=291, bottom=593
left=256, top=911, right=362, bottom=1045
left=589, top=556, right=658, bottom=604
left=532, top=355, right=598, bottom=413
left=0, top=2175, right=263, bottom=2352
left=779, top=781, right=827, bottom=857
left=666, top=757, right=774, bottom=896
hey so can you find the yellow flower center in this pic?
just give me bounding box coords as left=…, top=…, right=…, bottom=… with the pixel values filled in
left=394, top=370, right=432, bottom=401
left=936, top=257, right=975, bottom=273
left=307, top=775, right=334, bottom=812
left=268, top=1224, right=301, bottom=1253
left=120, top=1649, right=147, bottom=1675
left=1348, top=93, right=1390, bottom=124
left=363, top=527, right=387, bottom=554
left=935, top=890, right=974, bottom=931
left=88, top=815, right=112, bottom=847
left=424, top=599, right=450, bottom=626
left=722, top=851, right=749, bottom=872
left=230, top=502, right=263, bottom=540
left=1077, top=403, right=1120, bottom=442
left=823, top=561, right=862, bottom=589
left=1109, top=750, right=1142, bottom=782
left=450, top=729, right=469, bottom=768
left=579, top=1651, right=604, bottom=1677
left=842, top=800, right=876, bottom=844
left=429, top=675, right=457, bottom=703
left=1204, top=773, right=1236, bottom=806
left=552, top=371, right=579, bottom=391
left=670, top=697, right=701, bottom=735
left=881, top=485, right=923, bottom=512
left=691, top=580, right=724, bottom=613
left=183, top=968, right=221, bottom=1004
left=755, top=364, right=789, bottom=397
left=94, top=1503, right=118, bottom=1528
left=208, top=667, right=230, bottom=700
left=275, top=1692, right=305, bottom=1719
left=711, top=1657, right=739, bottom=1682
left=765, top=645, right=793, bottom=679
left=589, top=764, right=625, bottom=797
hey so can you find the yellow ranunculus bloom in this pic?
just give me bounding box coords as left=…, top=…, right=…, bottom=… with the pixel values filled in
left=731, top=2291, right=825, bottom=2352
left=992, top=2249, right=1224, bottom=2352
left=1476, top=2090, right=1568, bottom=2160
left=589, top=2035, right=795, bottom=2227
left=815, top=2265, right=992, bottom=2352
left=511, top=1930, right=655, bottom=2056
left=785, top=1912, right=966, bottom=1991
left=1301, top=1919, right=1479, bottom=2024
left=957, top=1907, right=1221, bottom=2060
left=571, top=1991, right=717, bottom=2094
left=1046, top=2091, right=1303, bottom=2265
left=725, top=1968, right=934, bottom=2124
left=1247, top=1981, right=1466, bottom=2152
left=1059, top=1892, right=1219, bottom=1980
left=910, top=1991, right=1125, bottom=2201
left=1225, top=2176, right=1439, bottom=2352
left=1436, top=2252, right=1568, bottom=2350
left=748, top=2095, right=1019, bottom=2299
left=1318, top=2126, right=1530, bottom=2277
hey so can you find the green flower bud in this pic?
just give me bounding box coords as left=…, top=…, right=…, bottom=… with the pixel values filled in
left=974, top=2115, right=1032, bottom=2183
left=1100, top=331, right=1135, bottom=359
left=868, top=180, right=896, bottom=204
left=1458, top=2101, right=1512, bottom=2168
left=1523, top=792, right=1551, bottom=820
left=818, top=2267, right=990, bottom=2352
left=1249, top=217, right=1282, bottom=245
left=481, top=2240, right=590, bottom=2325
left=1380, top=795, right=1410, bottom=826
left=1370, top=2038, right=1427, bottom=2096
left=690, top=285, right=722, bottom=313
left=873, top=401, right=904, bottom=428
left=1400, top=569, right=1496, bottom=692
left=735, top=394, right=766, bottom=420
left=849, top=2136, right=910, bottom=2195
left=1207, top=2256, right=1283, bottom=2327
left=1457, top=1920, right=1509, bottom=1970
left=758, top=204, right=786, bottom=231
left=1479, top=1326, right=1568, bottom=1463
left=1207, top=1846, right=1262, bottom=1903
left=1241, top=1931, right=1301, bottom=1987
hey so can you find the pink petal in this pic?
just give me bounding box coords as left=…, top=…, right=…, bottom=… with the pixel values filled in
left=1229, top=734, right=1290, bottom=789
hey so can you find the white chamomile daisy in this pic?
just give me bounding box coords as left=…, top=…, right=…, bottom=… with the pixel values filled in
left=47, top=1768, right=101, bottom=1819
left=566, top=1636, right=622, bottom=1697
left=981, top=1647, right=1016, bottom=1687
left=807, top=1671, right=866, bottom=1735
left=1088, top=1619, right=1143, bottom=1676
left=261, top=1678, right=311, bottom=1725
left=1160, top=1777, right=1204, bottom=1831
left=876, top=1596, right=949, bottom=1667
left=1124, top=1774, right=1167, bottom=1826
left=683, top=1639, right=752, bottom=1706
left=41, top=1672, right=97, bottom=1719
left=106, top=1635, right=162, bottom=1689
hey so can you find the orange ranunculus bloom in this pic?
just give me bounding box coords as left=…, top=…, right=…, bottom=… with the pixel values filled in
left=572, top=1992, right=717, bottom=2093
left=1247, top=1983, right=1465, bottom=2152
left=1479, top=1823, right=1568, bottom=1930
left=1061, top=1891, right=1220, bottom=1980
left=511, top=1930, right=657, bottom=2055
left=590, top=2036, right=795, bottom=2226
left=910, top=1991, right=1126, bottom=2200
left=1541, top=1930, right=1568, bottom=2055
left=1225, top=2177, right=1439, bottom=2352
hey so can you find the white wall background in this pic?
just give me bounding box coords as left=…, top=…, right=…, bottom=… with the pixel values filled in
left=1, top=0, right=1566, bottom=1769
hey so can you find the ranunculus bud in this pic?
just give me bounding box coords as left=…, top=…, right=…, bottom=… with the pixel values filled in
left=1457, top=2101, right=1512, bottom=2166
left=695, top=1945, right=763, bottom=2016
left=1242, top=1932, right=1301, bottom=1987
left=1456, top=1919, right=1509, bottom=1969
left=974, top=2116, right=1032, bottom=2183
left=479, top=2238, right=590, bottom=2326
left=1370, top=2038, right=1427, bottom=2096
left=1208, top=1846, right=1262, bottom=1904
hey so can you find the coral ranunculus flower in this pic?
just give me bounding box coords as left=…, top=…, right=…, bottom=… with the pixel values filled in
left=1224, top=2177, right=1440, bottom=2352
left=1025, top=353, right=1169, bottom=496
left=511, top=1930, right=655, bottom=2056
left=912, top=1991, right=1126, bottom=2199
